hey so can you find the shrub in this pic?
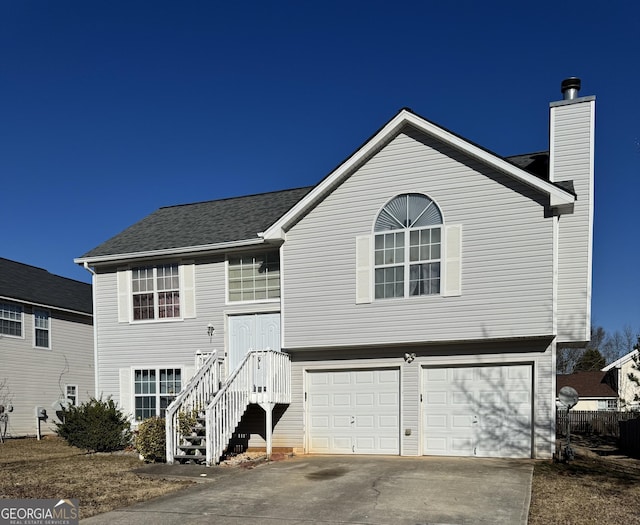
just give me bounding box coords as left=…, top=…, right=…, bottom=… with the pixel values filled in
left=55, top=397, right=132, bottom=452
left=177, top=409, right=198, bottom=437
left=135, top=417, right=166, bottom=462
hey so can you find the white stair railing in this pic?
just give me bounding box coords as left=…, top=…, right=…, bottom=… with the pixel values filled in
left=205, top=349, right=291, bottom=466
left=166, top=351, right=224, bottom=463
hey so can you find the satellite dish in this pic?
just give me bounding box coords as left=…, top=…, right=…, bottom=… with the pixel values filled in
left=558, top=386, right=579, bottom=409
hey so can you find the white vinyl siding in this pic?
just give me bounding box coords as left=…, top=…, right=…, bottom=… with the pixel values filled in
left=96, top=257, right=267, bottom=416
left=551, top=99, right=594, bottom=344
left=283, top=128, right=553, bottom=349
left=0, top=306, right=93, bottom=436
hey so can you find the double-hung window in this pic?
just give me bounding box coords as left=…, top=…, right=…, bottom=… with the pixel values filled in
left=66, top=385, right=78, bottom=406
left=374, top=194, right=443, bottom=299
left=228, top=252, right=280, bottom=302
left=0, top=302, right=22, bottom=337
left=34, top=309, right=50, bottom=348
left=134, top=368, right=182, bottom=420
left=132, top=264, right=180, bottom=320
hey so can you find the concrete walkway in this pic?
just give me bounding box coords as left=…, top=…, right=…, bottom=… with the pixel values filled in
left=82, top=455, right=533, bottom=525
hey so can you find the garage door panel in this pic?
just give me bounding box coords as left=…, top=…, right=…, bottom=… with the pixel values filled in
left=355, top=370, right=375, bottom=384
left=356, top=393, right=374, bottom=406
left=378, top=369, right=399, bottom=383
left=333, top=393, right=351, bottom=406
left=357, top=415, right=374, bottom=428
left=309, top=393, right=329, bottom=407
left=332, top=372, right=351, bottom=385
left=308, top=369, right=400, bottom=455
left=379, top=415, right=398, bottom=428
left=426, top=391, right=447, bottom=405
left=423, top=365, right=532, bottom=458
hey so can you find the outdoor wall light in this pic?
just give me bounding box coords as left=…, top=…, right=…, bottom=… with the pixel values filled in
left=207, top=323, right=215, bottom=340
left=404, top=352, right=416, bottom=363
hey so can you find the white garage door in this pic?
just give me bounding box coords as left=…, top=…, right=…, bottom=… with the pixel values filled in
left=308, top=369, right=400, bottom=455
left=423, top=364, right=532, bottom=458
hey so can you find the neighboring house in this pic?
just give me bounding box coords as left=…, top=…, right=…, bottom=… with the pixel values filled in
left=602, top=349, right=640, bottom=410
left=556, top=371, right=618, bottom=411
left=75, top=77, right=595, bottom=462
left=0, top=258, right=93, bottom=437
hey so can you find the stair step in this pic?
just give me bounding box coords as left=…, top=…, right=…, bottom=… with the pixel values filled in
left=174, top=454, right=207, bottom=465
left=183, top=435, right=205, bottom=442
left=178, top=445, right=206, bottom=451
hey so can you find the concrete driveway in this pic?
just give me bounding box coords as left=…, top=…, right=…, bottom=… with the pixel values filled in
left=82, top=455, right=533, bottom=525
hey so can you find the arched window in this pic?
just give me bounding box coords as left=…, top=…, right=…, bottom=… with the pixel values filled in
left=374, top=194, right=442, bottom=299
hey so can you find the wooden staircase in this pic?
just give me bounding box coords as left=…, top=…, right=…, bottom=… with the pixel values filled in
left=173, top=414, right=207, bottom=463
left=166, top=349, right=291, bottom=466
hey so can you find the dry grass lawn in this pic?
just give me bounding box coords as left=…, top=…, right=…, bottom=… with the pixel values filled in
left=3, top=435, right=640, bottom=523
left=0, top=436, right=192, bottom=519
left=529, top=450, right=640, bottom=525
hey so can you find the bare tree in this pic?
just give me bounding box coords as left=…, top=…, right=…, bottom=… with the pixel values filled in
left=557, top=325, right=608, bottom=374
left=558, top=325, right=640, bottom=375
left=0, top=379, right=13, bottom=443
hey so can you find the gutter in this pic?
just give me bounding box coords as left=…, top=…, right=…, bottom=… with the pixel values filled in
left=74, top=237, right=266, bottom=266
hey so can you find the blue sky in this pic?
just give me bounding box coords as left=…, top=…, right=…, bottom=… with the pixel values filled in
left=1, top=2, right=638, bottom=338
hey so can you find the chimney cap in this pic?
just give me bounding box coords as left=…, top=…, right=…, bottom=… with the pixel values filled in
left=561, top=77, right=581, bottom=100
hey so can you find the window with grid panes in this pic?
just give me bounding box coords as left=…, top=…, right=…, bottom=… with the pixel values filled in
left=0, top=302, right=22, bottom=337
left=131, top=264, right=180, bottom=320
left=66, top=385, right=77, bottom=406
left=374, top=194, right=442, bottom=299
left=228, top=252, right=280, bottom=302
left=34, top=309, right=50, bottom=348
left=134, top=368, right=181, bottom=420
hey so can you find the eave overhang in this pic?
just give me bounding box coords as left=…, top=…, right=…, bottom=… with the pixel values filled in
left=74, top=237, right=267, bottom=267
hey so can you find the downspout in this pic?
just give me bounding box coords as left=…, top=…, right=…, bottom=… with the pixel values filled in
left=83, top=262, right=100, bottom=400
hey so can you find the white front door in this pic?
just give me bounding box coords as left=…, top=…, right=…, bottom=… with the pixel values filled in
left=228, top=313, right=281, bottom=373
left=422, top=364, right=532, bottom=458
left=307, top=368, right=400, bottom=455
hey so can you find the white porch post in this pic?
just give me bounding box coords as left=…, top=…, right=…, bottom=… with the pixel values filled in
left=259, top=402, right=276, bottom=459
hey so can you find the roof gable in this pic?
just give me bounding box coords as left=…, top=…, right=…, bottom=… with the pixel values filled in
left=602, top=349, right=639, bottom=371
left=0, top=258, right=92, bottom=314
left=263, top=108, right=575, bottom=240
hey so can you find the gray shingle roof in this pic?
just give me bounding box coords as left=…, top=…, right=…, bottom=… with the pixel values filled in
left=505, top=151, right=549, bottom=179
left=80, top=187, right=313, bottom=259
left=505, top=151, right=575, bottom=195
left=0, top=258, right=92, bottom=314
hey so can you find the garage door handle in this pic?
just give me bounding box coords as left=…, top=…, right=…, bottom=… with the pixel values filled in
left=351, top=416, right=355, bottom=424
left=472, top=415, right=478, bottom=424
